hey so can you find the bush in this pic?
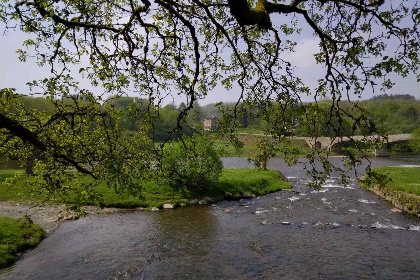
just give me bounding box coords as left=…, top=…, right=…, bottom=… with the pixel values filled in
left=159, top=135, right=223, bottom=195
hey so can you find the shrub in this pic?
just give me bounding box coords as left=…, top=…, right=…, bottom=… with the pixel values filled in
left=159, top=134, right=223, bottom=195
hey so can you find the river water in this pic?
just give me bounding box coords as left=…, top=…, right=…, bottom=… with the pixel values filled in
left=1, top=157, right=419, bottom=279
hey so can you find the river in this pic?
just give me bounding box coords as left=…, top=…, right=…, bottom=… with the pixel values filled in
left=1, top=157, right=419, bottom=279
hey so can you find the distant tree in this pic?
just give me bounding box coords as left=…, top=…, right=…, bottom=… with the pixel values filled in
left=409, top=128, right=420, bottom=152
left=178, top=102, right=187, bottom=112
left=187, top=101, right=203, bottom=125
left=370, top=94, right=416, bottom=101
left=164, top=102, right=177, bottom=111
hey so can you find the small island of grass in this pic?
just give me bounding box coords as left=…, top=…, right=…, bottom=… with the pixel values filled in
left=0, top=168, right=292, bottom=209
left=0, top=216, right=45, bottom=268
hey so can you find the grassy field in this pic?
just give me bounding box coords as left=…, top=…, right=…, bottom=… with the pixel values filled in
left=0, top=168, right=292, bottom=209
left=214, top=137, right=311, bottom=158
left=370, top=166, right=420, bottom=196
left=0, top=216, right=44, bottom=268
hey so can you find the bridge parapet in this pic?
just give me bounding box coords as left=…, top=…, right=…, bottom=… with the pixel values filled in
left=293, top=134, right=412, bottom=156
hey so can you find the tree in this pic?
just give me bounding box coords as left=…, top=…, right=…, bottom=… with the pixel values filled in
left=410, top=128, right=420, bottom=153
left=1, top=0, right=420, bottom=194
left=178, top=102, right=187, bottom=112
left=159, top=134, right=223, bottom=195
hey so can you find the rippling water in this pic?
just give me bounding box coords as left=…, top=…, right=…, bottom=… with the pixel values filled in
left=1, top=157, right=419, bottom=279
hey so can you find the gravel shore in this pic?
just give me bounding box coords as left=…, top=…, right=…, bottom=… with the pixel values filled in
left=0, top=201, right=141, bottom=234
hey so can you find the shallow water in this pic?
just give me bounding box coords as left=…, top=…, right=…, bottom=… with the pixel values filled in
left=1, top=156, right=419, bottom=279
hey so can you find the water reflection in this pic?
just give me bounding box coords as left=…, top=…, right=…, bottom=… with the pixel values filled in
left=151, top=206, right=219, bottom=257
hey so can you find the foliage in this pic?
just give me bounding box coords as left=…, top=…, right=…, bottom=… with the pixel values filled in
left=410, top=128, right=420, bottom=152
left=249, top=139, right=278, bottom=170
left=0, top=216, right=44, bottom=268
left=359, top=169, right=393, bottom=190
left=0, top=90, right=154, bottom=207
left=159, top=135, right=223, bottom=195
left=359, top=99, right=420, bottom=134
left=1, top=0, right=420, bottom=196
left=369, top=94, right=417, bottom=101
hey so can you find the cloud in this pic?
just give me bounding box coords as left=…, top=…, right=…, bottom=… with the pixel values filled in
left=281, top=38, right=320, bottom=69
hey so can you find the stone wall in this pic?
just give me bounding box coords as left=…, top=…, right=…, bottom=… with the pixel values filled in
left=367, top=184, right=420, bottom=218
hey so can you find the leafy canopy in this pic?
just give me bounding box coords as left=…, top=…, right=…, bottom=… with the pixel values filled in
left=0, top=0, right=420, bottom=197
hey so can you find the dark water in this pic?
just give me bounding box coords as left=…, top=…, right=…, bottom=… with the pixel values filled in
left=1, top=157, right=420, bottom=279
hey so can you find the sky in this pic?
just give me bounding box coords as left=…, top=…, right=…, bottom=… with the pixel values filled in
left=1, top=4, right=419, bottom=106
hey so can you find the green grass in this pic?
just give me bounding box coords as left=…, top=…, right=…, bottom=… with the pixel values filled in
left=0, top=169, right=24, bottom=184
left=210, top=168, right=292, bottom=200
left=0, top=216, right=44, bottom=268
left=370, top=166, right=420, bottom=196
left=214, top=139, right=311, bottom=158
left=0, top=168, right=292, bottom=209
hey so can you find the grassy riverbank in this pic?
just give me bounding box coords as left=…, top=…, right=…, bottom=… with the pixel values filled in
left=369, top=166, right=420, bottom=196
left=0, top=216, right=44, bottom=268
left=0, top=168, right=292, bottom=209
left=361, top=166, right=420, bottom=217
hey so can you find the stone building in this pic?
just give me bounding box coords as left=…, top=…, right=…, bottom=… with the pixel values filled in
left=203, top=116, right=220, bottom=131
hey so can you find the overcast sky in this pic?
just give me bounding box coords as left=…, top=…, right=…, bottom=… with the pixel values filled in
left=1, top=11, right=419, bottom=106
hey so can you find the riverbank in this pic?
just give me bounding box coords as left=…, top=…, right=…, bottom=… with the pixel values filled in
left=0, top=168, right=291, bottom=209
left=0, top=168, right=292, bottom=230
left=361, top=166, right=420, bottom=217
left=0, top=167, right=291, bottom=268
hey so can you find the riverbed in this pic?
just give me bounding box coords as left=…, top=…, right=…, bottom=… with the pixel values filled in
left=1, top=157, right=419, bottom=279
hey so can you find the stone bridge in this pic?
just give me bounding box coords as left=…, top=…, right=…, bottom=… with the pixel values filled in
left=294, top=134, right=412, bottom=157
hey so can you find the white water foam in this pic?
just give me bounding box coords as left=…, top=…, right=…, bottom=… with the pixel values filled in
left=408, top=225, right=420, bottom=231
left=288, top=196, right=300, bottom=202
left=371, top=222, right=405, bottom=230
left=321, top=197, right=331, bottom=205
left=348, top=209, right=358, bottom=213
left=255, top=208, right=269, bottom=214
left=311, top=189, right=329, bottom=193
left=321, top=183, right=356, bottom=190
left=358, top=199, right=376, bottom=204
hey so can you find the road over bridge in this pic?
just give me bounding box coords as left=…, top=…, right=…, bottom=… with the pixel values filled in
left=294, top=134, right=412, bottom=157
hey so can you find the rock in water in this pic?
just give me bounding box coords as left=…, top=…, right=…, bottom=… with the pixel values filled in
left=163, top=203, right=174, bottom=209
left=241, top=191, right=255, bottom=199
left=199, top=197, right=214, bottom=205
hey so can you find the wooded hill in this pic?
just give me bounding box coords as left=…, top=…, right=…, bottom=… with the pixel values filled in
left=8, top=94, right=420, bottom=139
